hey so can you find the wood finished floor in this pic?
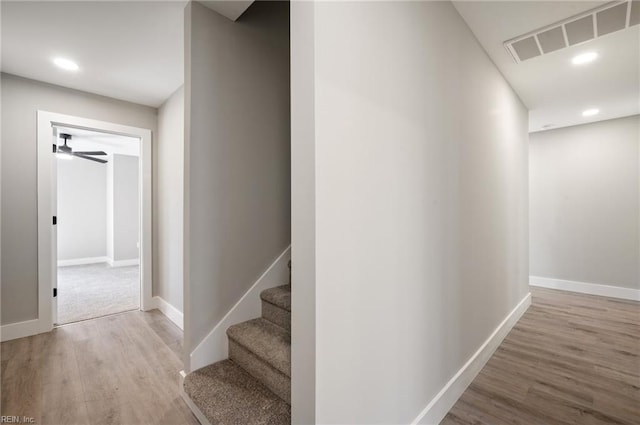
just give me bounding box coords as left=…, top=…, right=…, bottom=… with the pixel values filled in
left=2, top=289, right=638, bottom=425
left=442, top=287, right=640, bottom=425
left=1, top=309, right=198, bottom=425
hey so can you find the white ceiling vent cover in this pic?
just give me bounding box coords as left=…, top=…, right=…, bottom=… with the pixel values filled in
left=537, top=26, right=565, bottom=53
left=505, top=1, right=638, bottom=63
left=597, top=2, right=629, bottom=35
left=565, top=15, right=595, bottom=45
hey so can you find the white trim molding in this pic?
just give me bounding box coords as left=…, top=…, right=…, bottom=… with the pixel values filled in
left=57, top=257, right=139, bottom=268
left=37, top=111, right=153, bottom=338
left=107, top=258, right=140, bottom=268
left=189, top=245, right=291, bottom=373
left=412, top=293, right=532, bottom=425
left=530, top=276, right=640, bottom=301
left=1, top=319, right=51, bottom=342
left=153, top=296, right=184, bottom=330
left=58, top=256, right=110, bottom=267
left=180, top=370, right=213, bottom=425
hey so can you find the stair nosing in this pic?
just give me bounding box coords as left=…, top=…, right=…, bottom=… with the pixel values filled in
left=261, top=315, right=290, bottom=333
left=227, top=318, right=290, bottom=377
left=183, top=360, right=290, bottom=424
left=260, top=285, right=291, bottom=312
left=262, top=298, right=291, bottom=313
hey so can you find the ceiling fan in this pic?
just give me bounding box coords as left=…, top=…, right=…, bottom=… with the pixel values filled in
left=57, top=133, right=108, bottom=164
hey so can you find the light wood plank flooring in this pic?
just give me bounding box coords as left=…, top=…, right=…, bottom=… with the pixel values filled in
left=442, top=287, right=640, bottom=425
left=3, top=288, right=638, bottom=425
left=1, top=310, right=198, bottom=425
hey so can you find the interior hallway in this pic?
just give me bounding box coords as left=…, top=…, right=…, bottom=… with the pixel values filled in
left=443, top=287, right=640, bottom=425
left=3, top=287, right=637, bottom=425
left=1, top=310, right=196, bottom=425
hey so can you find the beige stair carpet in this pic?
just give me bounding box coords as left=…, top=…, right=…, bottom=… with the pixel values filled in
left=184, top=360, right=290, bottom=425
left=184, top=284, right=292, bottom=424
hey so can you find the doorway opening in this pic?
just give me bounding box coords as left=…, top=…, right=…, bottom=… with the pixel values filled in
left=37, top=111, right=153, bottom=332
left=55, top=127, right=141, bottom=324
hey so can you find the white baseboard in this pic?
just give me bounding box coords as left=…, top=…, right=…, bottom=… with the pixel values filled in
left=189, top=245, right=291, bottom=373
left=412, top=292, right=532, bottom=425
left=57, top=257, right=139, bottom=268
left=153, top=296, right=184, bottom=330
left=530, top=276, right=640, bottom=301
left=107, top=258, right=140, bottom=268
left=58, top=256, right=109, bottom=267
left=180, top=369, right=212, bottom=425
left=1, top=318, right=52, bottom=342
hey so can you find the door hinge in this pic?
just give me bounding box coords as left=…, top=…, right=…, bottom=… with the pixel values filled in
left=53, top=288, right=57, bottom=297
left=53, top=143, right=57, bottom=153
left=53, top=216, right=57, bottom=225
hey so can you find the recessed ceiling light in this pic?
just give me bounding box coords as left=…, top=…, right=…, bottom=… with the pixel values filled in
left=572, top=52, right=598, bottom=65
left=582, top=108, right=599, bottom=117
left=541, top=124, right=555, bottom=129
left=53, top=57, right=79, bottom=71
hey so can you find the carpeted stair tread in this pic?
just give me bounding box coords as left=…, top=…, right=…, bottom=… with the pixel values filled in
left=184, top=360, right=290, bottom=425
left=260, top=285, right=291, bottom=312
left=227, top=318, right=290, bottom=377
left=262, top=299, right=290, bottom=332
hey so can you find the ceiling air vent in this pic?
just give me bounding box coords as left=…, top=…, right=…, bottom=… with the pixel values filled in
left=511, top=36, right=541, bottom=60
left=565, top=15, right=594, bottom=45
left=537, top=26, right=565, bottom=53
left=597, top=2, right=630, bottom=35
left=631, top=0, right=640, bottom=26
left=505, top=0, right=638, bottom=63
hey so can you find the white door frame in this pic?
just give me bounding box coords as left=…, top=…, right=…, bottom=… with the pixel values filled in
left=37, top=111, right=153, bottom=329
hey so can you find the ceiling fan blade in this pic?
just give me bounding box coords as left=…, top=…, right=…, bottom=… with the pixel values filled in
left=73, top=153, right=108, bottom=164
left=73, top=151, right=107, bottom=156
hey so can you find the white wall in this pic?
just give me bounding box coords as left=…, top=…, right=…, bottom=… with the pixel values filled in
left=155, top=86, right=184, bottom=312
left=106, top=155, right=114, bottom=260
left=184, top=1, right=290, bottom=370
left=291, top=2, right=529, bottom=423
left=57, top=156, right=107, bottom=261
left=0, top=73, right=156, bottom=325
left=290, top=2, right=316, bottom=423
left=110, top=154, right=139, bottom=262
left=530, top=116, right=639, bottom=290
left=58, top=150, right=139, bottom=264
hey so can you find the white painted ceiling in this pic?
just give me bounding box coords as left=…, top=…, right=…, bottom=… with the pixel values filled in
left=453, top=1, right=640, bottom=132
left=56, top=126, right=140, bottom=157
left=200, top=1, right=253, bottom=21
left=1, top=1, right=186, bottom=107
left=4, top=0, right=636, bottom=130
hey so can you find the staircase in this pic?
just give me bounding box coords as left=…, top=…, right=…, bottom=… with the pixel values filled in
left=183, top=284, right=292, bottom=425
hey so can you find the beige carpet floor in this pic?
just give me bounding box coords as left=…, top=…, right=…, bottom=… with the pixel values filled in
left=57, top=262, right=140, bottom=324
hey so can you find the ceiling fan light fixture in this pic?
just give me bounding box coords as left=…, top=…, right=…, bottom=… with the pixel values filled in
left=57, top=133, right=108, bottom=164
